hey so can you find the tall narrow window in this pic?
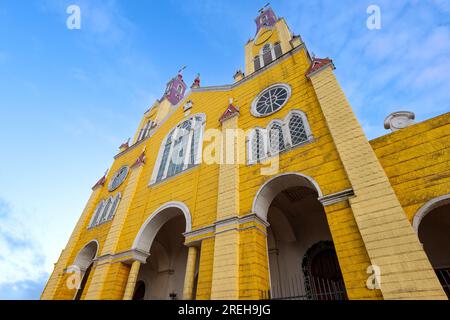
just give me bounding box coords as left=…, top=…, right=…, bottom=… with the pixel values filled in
left=288, top=112, right=309, bottom=146
left=269, top=122, right=285, bottom=155
left=262, top=43, right=273, bottom=66
left=151, top=114, right=206, bottom=184
left=274, top=42, right=282, bottom=59
left=107, top=193, right=121, bottom=220
left=89, top=201, right=104, bottom=228
left=254, top=56, right=261, bottom=71
left=247, top=110, right=312, bottom=165
left=100, top=198, right=112, bottom=222
left=249, top=128, right=267, bottom=164
left=137, top=120, right=154, bottom=142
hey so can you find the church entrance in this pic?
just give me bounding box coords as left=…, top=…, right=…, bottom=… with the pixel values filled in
left=253, top=174, right=347, bottom=300
left=131, top=204, right=198, bottom=300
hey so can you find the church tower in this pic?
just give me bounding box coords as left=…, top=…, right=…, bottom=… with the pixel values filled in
left=244, top=5, right=303, bottom=76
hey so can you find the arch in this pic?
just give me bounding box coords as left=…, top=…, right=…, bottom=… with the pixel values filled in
left=413, top=194, right=450, bottom=233
left=252, top=172, right=323, bottom=221
left=72, top=240, right=99, bottom=271
left=132, top=201, right=192, bottom=253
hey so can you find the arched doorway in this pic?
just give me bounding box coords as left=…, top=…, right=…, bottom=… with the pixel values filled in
left=132, top=202, right=198, bottom=300
left=132, top=281, right=146, bottom=300
left=71, top=240, right=98, bottom=300
left=253, top=173, right=346, bottom=300
left=414, top=195, right=450, bottom=298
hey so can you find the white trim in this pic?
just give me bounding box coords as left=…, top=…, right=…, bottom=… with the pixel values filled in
left=252, top=172, right=323, bottom=222
left=132, top=201, right=192, bottom=253
left=413, top=194, right=450, bottom=233
left=251, top=83, right=292, bottom=118
left=70, top=239, right=99, bottom=272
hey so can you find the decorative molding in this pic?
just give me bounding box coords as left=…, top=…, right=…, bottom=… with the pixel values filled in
left=219, top=102, right=240, bottom=123
left=192, top=43, right=306, bottom=93
left=91, top=171, right=107, bottom=190
left=95, top=248, right=150, bottom=265
left=131, top=149, right=146, bottom=169
left=318, top=188, right=355, bottom=206
left=183, top=213, right=269, bottom=244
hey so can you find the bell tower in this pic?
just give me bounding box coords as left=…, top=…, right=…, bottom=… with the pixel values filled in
left=244, top=5, right=302, bottom=76
left=162, top=69, right=187, bottom=106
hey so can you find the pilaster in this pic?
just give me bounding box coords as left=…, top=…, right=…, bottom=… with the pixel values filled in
left=308, top=61, right=447, bottom=300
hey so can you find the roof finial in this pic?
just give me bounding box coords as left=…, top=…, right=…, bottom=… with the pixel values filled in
left=178, top=65, right=187, bottom=75
left=258, top=3, right=270, bottom=14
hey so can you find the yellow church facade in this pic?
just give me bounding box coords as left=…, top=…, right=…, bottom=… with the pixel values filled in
left=41, top=7, right=449, bottom=300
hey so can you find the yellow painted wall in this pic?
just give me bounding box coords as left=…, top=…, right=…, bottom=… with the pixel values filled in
left=371, top=113, right=450, bottom=223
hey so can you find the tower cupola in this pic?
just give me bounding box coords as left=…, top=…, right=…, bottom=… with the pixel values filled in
left=163, top=70, right=187, bottom=105
left=255, top=5, right=277, bottom=34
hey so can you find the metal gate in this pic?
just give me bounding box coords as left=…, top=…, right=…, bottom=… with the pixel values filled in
left=268, top=273, right=347, bottom=300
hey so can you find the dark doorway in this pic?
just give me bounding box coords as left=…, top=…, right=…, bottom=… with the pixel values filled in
left=74, top=263, right=92, bottom=300
left=132, top=281, right=146, bottom=300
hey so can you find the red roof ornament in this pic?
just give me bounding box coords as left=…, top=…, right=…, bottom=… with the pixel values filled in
left=92, top=171, right=108, bottom=190
left=119, top=138, right=130, bottom=151
left=132, top=149, right=146, bottom=169
left=191, top=74, right=201, bottom=89
left=306, top=57, right=335, bottom=78
left=219, top=98, right=240, bottom=123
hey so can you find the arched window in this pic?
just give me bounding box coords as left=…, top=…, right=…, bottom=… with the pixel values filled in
left=247, top=110, right=312, bottom=164
left=248, top=128, right=267, bottom=164
left=261, top=43, right=274, bottom=67
left=287, top=110, right=311, bottom=146
left=268, top=121, right=285, bottom=155
left=151, top=115, right=205, bottom=184
left=100, top=198, right=112, bottom=222
left=107, top=193, right=121, bottom=220
left=89, top=201, right=105, bottom=228
left=137, top=120, right=154, bottom=142
left=88, top=193, right=121, bottom=228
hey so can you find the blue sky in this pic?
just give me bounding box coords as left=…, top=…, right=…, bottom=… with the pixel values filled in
left=0, top=0, right=449, bottom=299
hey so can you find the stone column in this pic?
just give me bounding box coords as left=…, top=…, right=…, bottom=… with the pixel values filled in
left=183, top=246, right=199, bottom=300
left=307, top=58, right=447, bottom=300
left=123, top=260, right=141, bottom=300
left=211, top=102, right=241, bottom=300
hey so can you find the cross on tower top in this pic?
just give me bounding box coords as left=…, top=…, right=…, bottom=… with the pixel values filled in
left=178, top=66, right=187, bottom=75
left=258, top=3, right=270, bottom=14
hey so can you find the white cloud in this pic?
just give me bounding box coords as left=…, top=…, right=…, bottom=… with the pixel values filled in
left=0, top=199, right=49, bottom=286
